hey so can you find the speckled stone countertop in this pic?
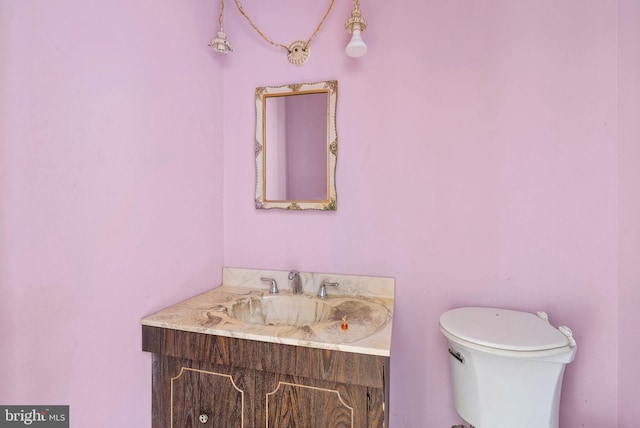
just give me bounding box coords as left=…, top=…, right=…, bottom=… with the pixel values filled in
left=142, top=267, right=395, bottom=356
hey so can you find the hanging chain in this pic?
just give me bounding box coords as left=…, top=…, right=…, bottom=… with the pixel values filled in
left=301, top=0, right=336, bottom=51
left=218, top=0, right=225, bottom=27
left=233, top=0, right=336, bottom=53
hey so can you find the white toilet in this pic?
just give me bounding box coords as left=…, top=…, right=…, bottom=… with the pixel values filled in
left=439, top=307, right=577, bottom=428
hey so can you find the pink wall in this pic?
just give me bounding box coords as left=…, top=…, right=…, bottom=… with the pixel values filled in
left=0, top=1, right=224, bottom=427
left=2, top=0, right=639, bottom=427
left=617, top=0, right=640, bottom=425
left=222, top=0, right=623, bottom=426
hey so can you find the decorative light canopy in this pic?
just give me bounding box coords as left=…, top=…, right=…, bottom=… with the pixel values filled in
left=209, top=0, right=232, bottom=53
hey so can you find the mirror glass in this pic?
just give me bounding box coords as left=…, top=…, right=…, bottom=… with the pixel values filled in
left=255, top=80, right=337, bottom=210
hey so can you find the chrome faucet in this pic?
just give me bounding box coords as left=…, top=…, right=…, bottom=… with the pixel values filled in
left=317, top=281, right=339, bottom=298
left=288, top=270, right=302, bottom=294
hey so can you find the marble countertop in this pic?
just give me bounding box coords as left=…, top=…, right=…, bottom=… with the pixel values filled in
left=142, top=267, right=395, bottom=356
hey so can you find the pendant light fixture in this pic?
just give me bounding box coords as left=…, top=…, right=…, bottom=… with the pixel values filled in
left=209, top=0, right=233, bottom=53
left=208, top=0, right=370, bottom=60
left=345, top=0, right=367, bottom=58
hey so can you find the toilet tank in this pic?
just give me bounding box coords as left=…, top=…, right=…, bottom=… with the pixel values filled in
left=440, top=307, right=577, bottom=428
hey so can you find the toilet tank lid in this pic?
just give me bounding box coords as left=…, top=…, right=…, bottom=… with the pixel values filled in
left=439, top=307, right=571, bottom=352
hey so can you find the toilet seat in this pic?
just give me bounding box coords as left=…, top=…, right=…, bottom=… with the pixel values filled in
left=440, top=307, right=572, bottom=352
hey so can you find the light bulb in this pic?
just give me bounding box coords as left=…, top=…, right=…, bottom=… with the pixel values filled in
left=346, top=28, right=367, bottom=57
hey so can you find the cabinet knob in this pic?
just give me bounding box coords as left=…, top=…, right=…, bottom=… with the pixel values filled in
left=198, top=413, right=209, bottom=424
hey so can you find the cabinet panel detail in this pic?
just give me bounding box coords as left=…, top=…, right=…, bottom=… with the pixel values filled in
left=266, top=381, right=354, bottom=428
left=171, top=367, right=245, bottom=428
left=152, top=356, right=254, bottom=428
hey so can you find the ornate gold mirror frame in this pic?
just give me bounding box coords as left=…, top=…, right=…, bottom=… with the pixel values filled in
left=255, top=80, right=338, bottom=210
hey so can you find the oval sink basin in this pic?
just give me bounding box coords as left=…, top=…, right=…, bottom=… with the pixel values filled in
left=226, top=294, right=390, bottom=334
left=228, top=295, right=334, bottom=326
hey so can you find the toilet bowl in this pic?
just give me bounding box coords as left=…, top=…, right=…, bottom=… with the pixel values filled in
left=439, top=307, right=577, bottom=428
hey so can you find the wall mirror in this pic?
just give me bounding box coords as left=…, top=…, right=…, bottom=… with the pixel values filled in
left=255, top=80, right=337, bottom=210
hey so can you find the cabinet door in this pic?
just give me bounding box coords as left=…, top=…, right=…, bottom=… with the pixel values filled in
left=152, top=355, right=254, bottom=428
left=256, top=371, right=371, bottom=428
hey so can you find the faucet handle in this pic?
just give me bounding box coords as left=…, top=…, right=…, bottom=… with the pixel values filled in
left=261, top=277, right=279, bottom=294
left=317, top=281, right=339, bottom=298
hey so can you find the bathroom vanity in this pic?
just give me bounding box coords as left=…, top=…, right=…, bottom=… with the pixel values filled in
left=142, top=268, right=394, bottom=427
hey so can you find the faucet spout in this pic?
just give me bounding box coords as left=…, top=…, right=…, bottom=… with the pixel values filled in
left=288, top=270, right=302, bottom=294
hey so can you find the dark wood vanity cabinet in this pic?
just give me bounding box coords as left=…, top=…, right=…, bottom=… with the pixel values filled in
left=142, top=326, right=390, bottom=428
